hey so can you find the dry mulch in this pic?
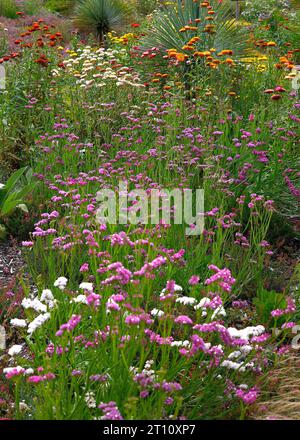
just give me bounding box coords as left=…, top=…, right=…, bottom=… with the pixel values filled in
left=0, top=240, right=25, bottom=290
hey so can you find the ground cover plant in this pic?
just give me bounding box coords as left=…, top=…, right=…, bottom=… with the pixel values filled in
left=0, top=0, right=299, bottom=421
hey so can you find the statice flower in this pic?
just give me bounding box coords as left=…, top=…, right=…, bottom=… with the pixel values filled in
left=56, top=315, right=81, bottom=336
left=79, top=282, right=93, bottom=292
left=8, top=344, right=23, bottom=357
left=151, top=308, right=165, bottom=317
left=71, top=294, right=88, bottom=304
left=271, top=297, right=296, bottom=318
left=3, top=366, right=25, bottom=379
left=174, top=315, right=193, bottom=325
left=40, top=289, right=57, bottom=309
left=98, top=402, right=123, bottom=420
left=236, top=386, right=259, bottom=405
left=205, top=265, right=236, bottom=292
left=54, top=276, right=68, bottom=290
left=10, top=318, right=27, bottom=328
left=85, top=392, right=96, bottom=409
left=28, top=313, right=51, bottom=335
left=176, top=296, right=197, bottom=306
left=227, top=325, right=265, bottom=341
left=22, top=297, right=47, bottom=313
left=188, top=275, right=200, bottom=285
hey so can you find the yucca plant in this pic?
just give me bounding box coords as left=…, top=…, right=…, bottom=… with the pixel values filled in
left=141, top=0, right=251, bottom=59
left=73, top=0, right=133, bottom=44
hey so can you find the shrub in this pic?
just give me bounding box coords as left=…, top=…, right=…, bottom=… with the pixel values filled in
left=73, top=0, right=133, bottom=43
left=0, top=0, right=17, bottom=19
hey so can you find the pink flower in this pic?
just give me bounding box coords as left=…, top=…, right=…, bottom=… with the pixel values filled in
left=236, top=387, right=259, bottom=405
left=174, top=315, right=193, bottom=325
left=125, top=315, right=141, bottom=325
left=189, top=275, right=200, bottom=286
left=56, top=315, right=81, bottom=336
left=80, top=263, right=89, bottom=272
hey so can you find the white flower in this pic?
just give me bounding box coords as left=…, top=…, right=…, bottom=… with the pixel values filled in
left=40, top=289, right=56, bottom=309
left=194, top=297, right=211, bottom=310
left=150, top=308, right=164, bottom=317
left=27, top=313, right=50, bottom=335
left=71, top=294, right=88, bottom=304
left=54, top=277, right=68, bottom=290
left=22, top=297, right=47, bottom=313
left=79, top=282, right=93, bottom=292
left=8, top=344, right=23, bottom=357
left=176, top=296, right=197, bottom=305
left=85, top=392, right=96, bottom=408
left=227, top=325, right=265, bottom=341
left=221, top=360, right=246, bottom=372
left=211, top=306, right=226, bottom=320
left=171, top=340, right=191, bottom=348
left=25, top=368, right=34, bottom=375
left=0, top=183, right=5, bottom=189
left=10, top=318, right=27, bottom=328
left=40, top=289, right=54, bottom=302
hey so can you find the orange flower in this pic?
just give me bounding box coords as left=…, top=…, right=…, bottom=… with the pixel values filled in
left=193, top=51, right=205, bottom=58
left=182, top=45, right=194, bottom=51
left=225, top=58, right=234, bottom=65
left=175, top=53, right=186, bottom=62
left=218, top=49, right=233, bottom=56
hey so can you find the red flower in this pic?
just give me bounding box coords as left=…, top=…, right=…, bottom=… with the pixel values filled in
left=271, top=94, right=281, bottom=101
left=35, top=54, right=50, bottom=67
left=131, top=23, right=140, bottom=28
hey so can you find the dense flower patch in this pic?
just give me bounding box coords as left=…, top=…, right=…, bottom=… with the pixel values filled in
left=0, top=0, right=299, bottom=421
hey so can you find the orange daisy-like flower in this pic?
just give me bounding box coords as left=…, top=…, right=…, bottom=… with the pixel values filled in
left=175, top=53, right=186, bottom=62
left=182, top=45, right=195, bottom=51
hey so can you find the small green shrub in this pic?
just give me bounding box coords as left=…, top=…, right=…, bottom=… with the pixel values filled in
left=0, top=0, right=17, bottom=19
left=45, top=0, right=75, bottom=15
